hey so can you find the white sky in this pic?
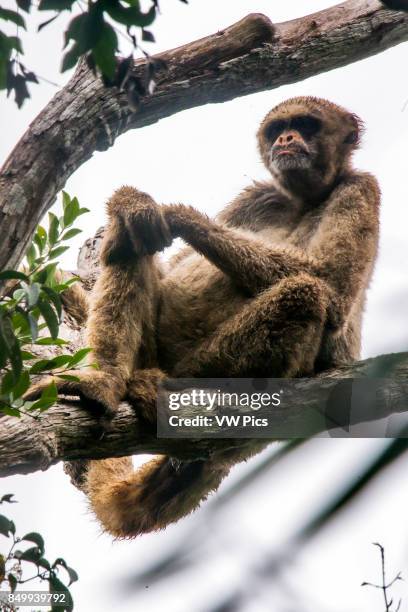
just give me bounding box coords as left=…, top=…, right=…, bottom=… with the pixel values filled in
left=2, top=1, right=408, bottom=611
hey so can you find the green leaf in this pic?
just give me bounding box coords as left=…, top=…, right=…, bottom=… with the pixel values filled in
left=19, top=546, right=42, bottom=564
left=30, top=398, right=56, bottom=412
left=64, top=8, right=103, bottom=53
left=91, top=22, right=118, bottom=80
left=12, top=288, right=25, bottom=302
left=12, top=311, right=30, bottom=336
left=61, top=228, right=82, bottom=240
left=0, top=406, right=20, bottom=417
left=57, top=374, right=80, bottom=382
left=142, top=29, right=155, bottom=43
left=68, top=348, right=92, bottom=367
left=66, top=565, right=79, bottom=586
left=34, top=225, right=47, bottom=254
left=48, top=355, right=72, bottom=368
left=0, top=494, right=16, bottom=504
left=9, top=35, right=23, bottom=52
left=30, top=355, right=71, bottom=374
left=8, top=573, right=17, bottom=593
left=48, top=212, right=60, bottom=245
left=36, top=337, right=67, bottom=346
left=38, top=0, right=75, bottom=9
left=22, top=532, right=45, bottom=554
left=38, top=299, right=59, bottom=338
left=62, top=191, right=71, bottom=210
left=21, top=351, right=36, bottom=360
left=28, top=313, right=39, bottom=341
left=0, top=315, right=22, bottom=380
left=24, top=282, right=41, bottom=307
left=0, top=8, right=26, bottom=29
left=63, top=196, right=80, bottom=227
left=49, top=574, right=74, bottom=612
left=55, top=276, right=79, bottom=291
left=0, top=514, right=14, bottom=537
left=25, top=243, right=37, bottom=269
left=11, top=73, right=30, bottom=108
left=0, top=327, right=7, bottom=370
left=29, top=359, right=53, bottom=374
left=1, top=370, right=15, bottom=394
left=41, top=380, right=57, bottom=400
left=0, top=270, right=28, bottom=281
left=54, top=558, right=78, bottom=586
left=42, top=287, right=62, bottom=319
left=48, top=246, right=69, bottom=260
left=33, top=262, right=57, bottom=285
left=104, top=2, right=156, bottom=27
left=11, top=370, right=30, bottom=399
left=17, top=0, right=32, bottom=12
left=61, top=43, right=82, bottom=72
left=38, top=557, right=51, bottom=570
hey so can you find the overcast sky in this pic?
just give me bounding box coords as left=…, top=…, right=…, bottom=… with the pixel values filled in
left=2, top=1, right=408, bottom=611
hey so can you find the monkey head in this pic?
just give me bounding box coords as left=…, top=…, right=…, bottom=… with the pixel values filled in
left=258, top=97, right=363, bottom=198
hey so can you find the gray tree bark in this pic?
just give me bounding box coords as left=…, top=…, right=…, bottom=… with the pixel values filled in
left=1, top=348, right=407, bottom=478
left=1, top=0, right=408, bottom=275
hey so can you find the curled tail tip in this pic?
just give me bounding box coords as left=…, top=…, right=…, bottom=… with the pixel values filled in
left=86, top=456, right=229, bottom=539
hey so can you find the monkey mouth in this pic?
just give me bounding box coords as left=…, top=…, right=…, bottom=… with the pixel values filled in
left=272, top=145, right=308, bottom=158
left=269, top=145, right=312, bottom=172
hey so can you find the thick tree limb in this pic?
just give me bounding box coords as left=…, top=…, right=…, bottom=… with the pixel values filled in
left=1, top=0, right=408, bottom=273
left=1, top=351, right=408, bottom=478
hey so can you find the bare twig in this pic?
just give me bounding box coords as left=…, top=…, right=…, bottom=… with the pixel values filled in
left=362, top=543, right=403, bottom=612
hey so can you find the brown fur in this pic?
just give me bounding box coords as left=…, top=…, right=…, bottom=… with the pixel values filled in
left=26, top=97, right=380, bottom=538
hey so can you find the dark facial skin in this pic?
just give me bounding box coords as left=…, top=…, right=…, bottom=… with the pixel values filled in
left=266, top=115, right=322, bottom=171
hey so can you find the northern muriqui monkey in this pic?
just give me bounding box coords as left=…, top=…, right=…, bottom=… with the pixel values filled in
left=26, top=97, right=380, bottom=538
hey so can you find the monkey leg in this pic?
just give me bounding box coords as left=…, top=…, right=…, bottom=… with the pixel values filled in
left=101, top=186, right=171, bottom=264
left=172, top=272, right=330, bottom=378
left=25, top=187, right=170, bottom=417
left=24, top=254, right=161, bottom=418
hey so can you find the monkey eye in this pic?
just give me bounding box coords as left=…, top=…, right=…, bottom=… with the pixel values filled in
left=290, top=115, right=321, bottom=140
left=265, top=120, right=288, bottom=143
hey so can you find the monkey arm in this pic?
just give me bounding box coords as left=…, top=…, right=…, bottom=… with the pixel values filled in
left=309, top=173, right=380, bottom=324
left=164, top=173, right=379, bottom=328
left=164, top=203, right=316, bottom=295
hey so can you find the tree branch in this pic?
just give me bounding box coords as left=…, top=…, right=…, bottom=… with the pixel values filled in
left=1, top=0, right=408, bottom=273
left=1, top=351, right=408, bottom=478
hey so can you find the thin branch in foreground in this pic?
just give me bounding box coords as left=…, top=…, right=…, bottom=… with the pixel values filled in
left=362, top=543, right=403, bottom=612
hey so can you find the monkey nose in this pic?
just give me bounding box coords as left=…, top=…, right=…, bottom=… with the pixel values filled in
left=276, top=131, right=299, bottom=146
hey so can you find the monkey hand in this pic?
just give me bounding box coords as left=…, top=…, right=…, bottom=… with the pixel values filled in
left=163, top=203, right=211, bottom=240
left=24, top=370, right=126, bottom=424
left=126, top=368, right=168, bottom=426
left=107, top=186, right=172, bottom=256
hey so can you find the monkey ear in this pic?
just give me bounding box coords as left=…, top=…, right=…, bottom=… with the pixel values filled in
left=344, top=112, right=363, bottom=146
left=344, top=130, right=359, bottom=145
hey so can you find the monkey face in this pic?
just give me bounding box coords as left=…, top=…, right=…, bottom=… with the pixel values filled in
left=258, top=97, right=363, bottom=193
left=266, top=114, right=321, bottom=172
